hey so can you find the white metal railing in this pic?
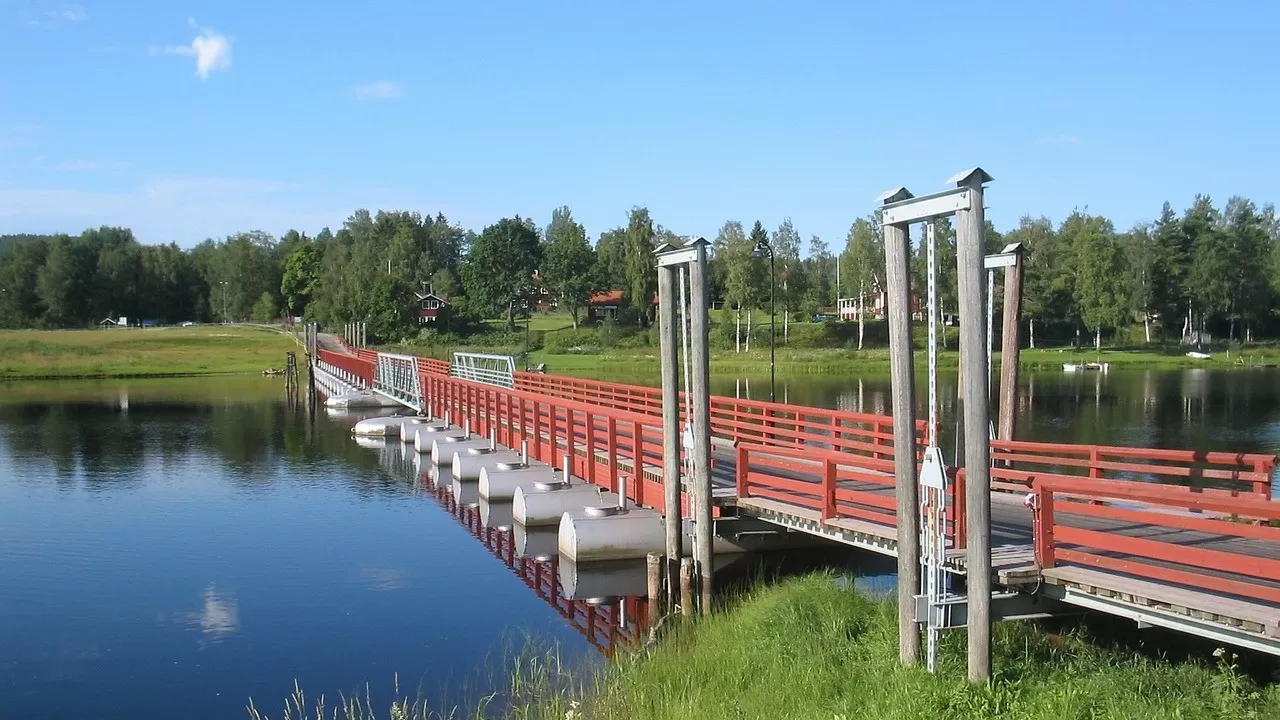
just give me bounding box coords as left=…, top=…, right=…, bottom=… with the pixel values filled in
left=374, top=352, right=423, bottom=411
left=451, top=352, right=516, bottom=389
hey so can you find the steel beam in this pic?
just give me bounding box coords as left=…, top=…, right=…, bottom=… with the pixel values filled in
left=880, top=187, right=973, bottom=225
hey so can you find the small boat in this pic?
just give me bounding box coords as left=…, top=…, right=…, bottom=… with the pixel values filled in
left=1063, top=362, right=1110, bottom=372
left=1186, top=351, right=1211, bottom=360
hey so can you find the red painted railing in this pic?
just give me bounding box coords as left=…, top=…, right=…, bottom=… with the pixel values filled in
left=736, top=442, right=963, bottom=543
left=420, top=370, right=680, bottom=514
left=516, top=371, right=925, bottom=459
left=316, top=347, right=1277, bottom=502
left=1031, top=476, right=1280, bottom=605
left=993, top=439, right=1274, bottom=499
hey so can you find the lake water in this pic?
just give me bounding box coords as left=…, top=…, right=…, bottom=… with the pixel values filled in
left=2, top=368, right=1278, bottom=719
left=0, top=379, right=602, bottom=720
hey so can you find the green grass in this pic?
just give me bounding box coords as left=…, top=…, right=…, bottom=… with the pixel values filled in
left=545, top=575, right=1277, bottom=720
left=254, top=575, right=1278, bottom=720
left=0, top=325, right=301, bottom=380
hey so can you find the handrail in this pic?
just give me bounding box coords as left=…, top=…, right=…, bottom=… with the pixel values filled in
left=735, top=442, right=962, bottom=543
left=327, top=347, right=1277, bottom=501
left=1031, top=476, right=1280, bottom=605
left=992, top=439, right=1275, bottom=498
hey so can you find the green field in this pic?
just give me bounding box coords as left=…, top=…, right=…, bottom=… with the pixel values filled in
left=0, top=326, right=301, bottom=380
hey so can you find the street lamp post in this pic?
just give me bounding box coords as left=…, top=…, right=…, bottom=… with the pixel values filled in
left=753, top=238, right=776, bottom=403
left=219, top=281, right=228, bottom=324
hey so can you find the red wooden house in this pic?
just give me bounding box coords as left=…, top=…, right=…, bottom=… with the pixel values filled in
left=414, top=292, right=451, bottom=327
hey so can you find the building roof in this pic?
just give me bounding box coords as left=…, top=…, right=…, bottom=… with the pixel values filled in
left=588, top=290, right=623, bottom=305
left=413, top=292, right=450, bottom=305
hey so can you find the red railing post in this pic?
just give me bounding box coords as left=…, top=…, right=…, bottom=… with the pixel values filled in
left=585, top=410, right=598, bottom=486
left=630, top=419, right=644, bottom=504
left=532, top=399, right=543, bottom=463
left=606, top=417, right=618, bottom=490
left=1033, top=481, right=1056, bottom=568
left=822, top=458, right=837, bottom=520
left=736, top=443, right=749, bottom=499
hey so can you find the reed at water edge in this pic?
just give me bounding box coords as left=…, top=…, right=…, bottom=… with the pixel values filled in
left=248, top=573, right=1280, bottom=720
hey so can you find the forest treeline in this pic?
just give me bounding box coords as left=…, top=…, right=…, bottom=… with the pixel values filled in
left=1, top=195, right=1276, bottom=346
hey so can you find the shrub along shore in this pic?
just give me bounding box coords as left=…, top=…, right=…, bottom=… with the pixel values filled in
left=253, top=575, right=1279, bottom=720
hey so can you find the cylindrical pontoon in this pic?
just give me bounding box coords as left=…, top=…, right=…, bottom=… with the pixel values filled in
left=412, top=424, right=466, bottom=453
left=513, top=483, right=611, bottom=527
left=430, top=436, right=492, bottom=465
left=451, top=449, right=525, bottom=481
left=478, top=464, right=559, bottom=501
left=557, top=506, right=666, bottom=563
left=352, top=414, right=410, bottom=437
left=399, top=417, right=448, bottom=443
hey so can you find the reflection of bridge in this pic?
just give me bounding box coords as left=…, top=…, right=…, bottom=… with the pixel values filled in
left=418, top=470, right=646, bottom=658
left=316, top=345, right=1280, bottom=657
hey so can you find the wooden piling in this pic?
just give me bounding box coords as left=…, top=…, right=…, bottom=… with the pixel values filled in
left=657, top=263, right=682, bottom=602
left=998, top=247, right=1025, bottom=441
left=647, top=552, right=663, bottom=624
left=884, top=219, right=920, bottom=666
left=688, top=242, right=714, bottom=615
left=955, top=171, right=993, bottom=683
left=679, top=557, right=694, bottom=619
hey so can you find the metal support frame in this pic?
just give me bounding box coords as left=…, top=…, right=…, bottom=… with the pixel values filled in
left=655, top=239, right=714, bottom=615
left=373, top=352, right=424, bottom=412
left=451, top=352, right=516, bottom=389
left=878, top=168, right=994, bottom=681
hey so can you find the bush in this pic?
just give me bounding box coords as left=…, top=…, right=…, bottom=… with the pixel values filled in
left=543, top=328, right=601, bottom=354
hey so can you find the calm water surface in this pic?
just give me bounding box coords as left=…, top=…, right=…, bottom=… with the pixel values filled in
left=3, top=368, right=1279, bottom=719
left=0, top=378, right=596, bottom=720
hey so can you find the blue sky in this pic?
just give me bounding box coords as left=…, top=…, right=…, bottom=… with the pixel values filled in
left=1, top=0, right=1277, bottom=249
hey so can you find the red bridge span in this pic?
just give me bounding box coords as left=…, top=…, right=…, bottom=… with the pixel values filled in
left=317, top=346, right=1280, bottom=657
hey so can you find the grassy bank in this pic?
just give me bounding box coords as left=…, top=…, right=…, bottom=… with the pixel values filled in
left=521, top=345, right=1280, bottom=380
left=403, top=311, right=1280, bottom=379
left=257, top=575, right=1278, bottom=720
left=0, top=326, right=300, bottom=380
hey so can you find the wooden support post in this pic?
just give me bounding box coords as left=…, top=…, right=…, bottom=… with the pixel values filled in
left=659, top=262, right=683, bottom=591
left=679, top=557, right=694, bottom=619
left=688, top=241, right=714, bottom=615
left=955, top=169, right=993, bottom=684
left=647, top=552, right=663, bottom=627
left=884, top=219, right=920, bottom=667
left=998, top=247, right=1024, bottom=441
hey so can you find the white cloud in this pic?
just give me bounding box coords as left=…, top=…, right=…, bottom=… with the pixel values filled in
left=1032, top=135, right=1079, bottom=146
left=47, top=6, right=88, bottom=21
left=155, top=20, right=232, bottom=80
left=353, top=80, right=405, bottom=101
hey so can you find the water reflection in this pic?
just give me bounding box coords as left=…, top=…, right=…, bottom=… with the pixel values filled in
left=181, top=585, right=240, bottom=648
left=709, top=368, right=1280, bottom=461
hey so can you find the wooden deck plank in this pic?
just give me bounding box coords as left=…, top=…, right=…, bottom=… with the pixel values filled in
left=1042, top=566, right=1280, bottom=638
